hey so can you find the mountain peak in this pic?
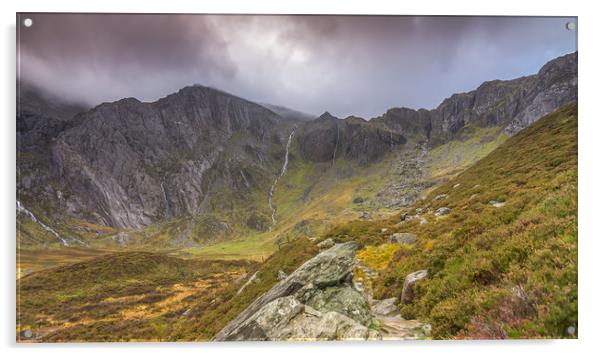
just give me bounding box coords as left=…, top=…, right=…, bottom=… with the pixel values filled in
left=539, top=51, right=577, bottom=73
left=316, top=111, right=337, bottom=121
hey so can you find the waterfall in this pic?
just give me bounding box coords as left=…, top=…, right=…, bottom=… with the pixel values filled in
left=16, top=200, right=69, bottom=246
left=331, top=124, right=340, bottom=167
left=280, top=129, right=295, bottom=176
left=268, top=128, right=296, bottom=230
left=268, top=185, right=277, bottom=228
left=160, top=180, right=171, bottom=219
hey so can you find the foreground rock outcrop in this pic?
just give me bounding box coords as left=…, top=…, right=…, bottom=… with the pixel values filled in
left=213, top=242, right=378, bottom=341
left=214, top=241, right=433, bottom=341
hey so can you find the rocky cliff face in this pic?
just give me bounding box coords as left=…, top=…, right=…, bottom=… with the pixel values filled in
left=47, top=85, right=292, bottom=230
left=505, top=52, right=578, bottom=133
left=17, top=81, right=87, bottom=154
left=372, top=52, right=577, bottom=145
left=296, top=52, right=576, bottom=164
left=372, top=107, right=433, bottom=142
left=17, top=82, right=88, bottom=223
left=297, top=112, right=406, bottom=165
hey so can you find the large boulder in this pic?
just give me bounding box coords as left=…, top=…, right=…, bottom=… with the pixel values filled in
left=213, top=242, right=377, bottom=341
left=489, top=200, right=506, bottom=208
left=316, top=238, right=335, bottom=250
left=222, top=296, right=304, bottom=341
left=371, top=298, right=399, bottom=317
left=390, top=232, right=417, bottom=245
left=401, top=270, right=429, bottom=304
left=434, top=207, right=451, bottom=216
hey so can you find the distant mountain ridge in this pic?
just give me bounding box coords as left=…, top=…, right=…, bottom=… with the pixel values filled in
left=16, top=52, right=577, bottom=244
left=372, top=52, right=577, bottom=145
left=297, top=112, right=405, bottom=164
left=296, top=52, right=576, bottom=163
left=51, top=85, right=288, bottom=229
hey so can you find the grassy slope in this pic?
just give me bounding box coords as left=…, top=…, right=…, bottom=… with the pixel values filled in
left=17, top=252, right=257, bottom=342
left=426, top=125, right=509, bottom=181
left=182, top=141, right=395, bottom=260
left=325, top=102, right=578, bottom=338
left=188, top=123, right=510, bottom=260
left=17, top=248, right=118, bottom=279
left=16, top=240, right=316, bottom=342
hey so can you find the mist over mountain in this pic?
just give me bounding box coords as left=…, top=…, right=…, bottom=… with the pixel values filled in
left=259, top=103, right=316, bottom=123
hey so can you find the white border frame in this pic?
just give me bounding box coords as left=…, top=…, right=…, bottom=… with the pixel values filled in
left=2, top=1, right=600, bottom=355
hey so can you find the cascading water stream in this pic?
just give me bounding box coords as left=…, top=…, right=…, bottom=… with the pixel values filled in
left=16, top=200, right=70, bottom=246
left=160, top=180, right=171, bottom=219
left=331, top=124, right=340, bottom=168
left=268, top=128, right=296, bottom=230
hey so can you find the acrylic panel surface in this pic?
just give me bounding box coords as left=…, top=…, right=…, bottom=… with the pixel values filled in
left=16, top=13, right=577, bottom=342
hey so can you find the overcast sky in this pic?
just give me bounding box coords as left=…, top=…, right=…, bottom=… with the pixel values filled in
left=17, top=14, right=577, bottom=118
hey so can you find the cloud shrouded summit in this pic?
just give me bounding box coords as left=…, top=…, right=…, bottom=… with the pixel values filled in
left=17, top=14, right=576, bottom=118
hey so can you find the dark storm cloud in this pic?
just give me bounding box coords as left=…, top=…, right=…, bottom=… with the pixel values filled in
left=17, top=14, right=577, bottom=118
left=18, top=14, right=237, bottom=104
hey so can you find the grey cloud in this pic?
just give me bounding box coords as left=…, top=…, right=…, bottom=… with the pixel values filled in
left=17, top=14, right=577, bottom=118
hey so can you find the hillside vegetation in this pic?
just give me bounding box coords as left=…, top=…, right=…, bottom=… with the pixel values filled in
left=325, top=102, right=578, bottom=338
left=196, top=102, right=577, bottom=339
left=17, top=252, right=257, bottom=341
